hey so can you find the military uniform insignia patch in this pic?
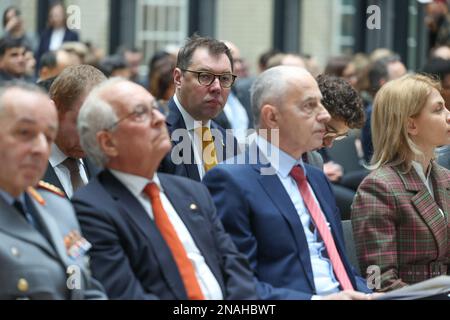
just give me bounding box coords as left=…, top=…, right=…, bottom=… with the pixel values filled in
left=37, top=181, right=65, bottom=197
left=64, top=230, right=92, bottom=260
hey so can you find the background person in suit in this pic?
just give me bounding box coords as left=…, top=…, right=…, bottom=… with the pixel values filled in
left=0, top=82, right=105, bottom=300
left=159, top=35, right=239, bottom=181
left=352, top=74, right=450, bottom=292
left=36, top=1, right=79, bottom=71
left=72, top=78, right=256, bottom=300
left=213, top=41, right=252, bottom=139
left=203, top=66, right=373, bottom=300
left=45, top=64, right=106, bottom=198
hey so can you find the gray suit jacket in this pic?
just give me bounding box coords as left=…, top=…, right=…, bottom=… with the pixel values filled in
left=0, top=186, right=106, bottom=300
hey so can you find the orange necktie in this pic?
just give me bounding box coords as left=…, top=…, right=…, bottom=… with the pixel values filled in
left=144, top=183, right=205, bottom=300
left=290, top=166, right=354, bottom=291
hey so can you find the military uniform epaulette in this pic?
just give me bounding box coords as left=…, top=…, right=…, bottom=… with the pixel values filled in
left=36, top=181, right=65, bottom=197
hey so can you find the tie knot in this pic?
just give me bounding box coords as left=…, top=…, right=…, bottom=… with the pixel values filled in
left=290, top=165, right=306, bottom=183
left=144, top=183, right=160, bottom=200
left=62, top=157, right=80, bottom=173
left=196, top=126, right=213, bottom=142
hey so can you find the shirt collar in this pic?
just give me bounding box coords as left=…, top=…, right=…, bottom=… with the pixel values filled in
left=0, top=189, right=25, bottom=206
left=109, top=169, right=163, bottom=198
left=49, top=143, right=68, bottom=168
left=173, top=94, right=211, bottom=131
left=411, top=160, right=432, bottom=182
left=256, top=135, right=305, bottom=178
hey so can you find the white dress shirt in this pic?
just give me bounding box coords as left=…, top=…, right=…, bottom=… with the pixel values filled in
left=49, top=28, right=65, bottom=51
left=110, top=170, right=224, bottom=300
left=48, top=144, right=88, bottom=198
left=256, top=135, right=341, bottom=296
left=223, top=92, right=249, bottom=143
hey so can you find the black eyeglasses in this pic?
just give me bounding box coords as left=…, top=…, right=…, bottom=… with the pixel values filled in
left=105, top=103, right=158, bottom=131
left=180, top=69, right=237, bottom=88
left=323, top=124, right=349, bottom=141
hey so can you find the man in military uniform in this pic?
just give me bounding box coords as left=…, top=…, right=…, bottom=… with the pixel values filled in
left=0, top=81, right=106, bottom=299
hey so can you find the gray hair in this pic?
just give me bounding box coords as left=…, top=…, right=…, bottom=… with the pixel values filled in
left=250, top=65, right=309, bottom=128
left=77, top=78, right=128, bottom=167
left=0, top=81, right=46, bottom=114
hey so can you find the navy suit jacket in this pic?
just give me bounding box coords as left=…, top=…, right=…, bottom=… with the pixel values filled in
left=203, top=147, right=370, bottom=299
left=36, top=27, right=79, bottom=69
left=158, top=98, right=239, bottom=181
left=43, top=158, right=99, bottom=198
left=71, top=170, right=256, bottom=300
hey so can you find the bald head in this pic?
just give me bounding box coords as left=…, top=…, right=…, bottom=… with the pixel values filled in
left=224, top=40, right=247, bottom=78
left=251, top=65, right=311, bottom=126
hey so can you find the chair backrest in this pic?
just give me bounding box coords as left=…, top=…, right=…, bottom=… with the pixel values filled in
left=437, top=146, right=450, bottom=170
left=341, top=219, right=361, bottom=275
left=327, top=131, right=364, bottom=173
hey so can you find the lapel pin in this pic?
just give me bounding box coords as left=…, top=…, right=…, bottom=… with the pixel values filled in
left=190, top=203, right=197, bottom=210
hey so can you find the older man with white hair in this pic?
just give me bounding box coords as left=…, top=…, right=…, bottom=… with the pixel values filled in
left=72, top=78, right=256, bottom=300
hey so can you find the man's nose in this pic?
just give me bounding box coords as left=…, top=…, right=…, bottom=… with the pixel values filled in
left=31, top=133, right=49, bottom=155
left=152, top=108, right=166, bottom=126
left=208, top=77, right=222, bottom=92
left=317, top=104, right=331, bottom=122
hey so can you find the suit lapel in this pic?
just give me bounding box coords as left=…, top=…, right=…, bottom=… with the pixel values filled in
left=100, top=170, right=187, bottom=299
left=83, top=158, right=100, bottom=179
left=211, top=121, right=239, bottom=164
left=255, top=164, right=316, bottom=290
left=0, top=196, right=59, bottom=260
left=399, top=165, right=448, bottom=257
left=43, top=164, right=65, bottom=194
left=28, top=194, right=73, bottom=268
left=166, top=99, right=201, bottom=181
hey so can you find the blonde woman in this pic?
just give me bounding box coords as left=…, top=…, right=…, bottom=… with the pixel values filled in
left=351, top=74, right=450, bottom=292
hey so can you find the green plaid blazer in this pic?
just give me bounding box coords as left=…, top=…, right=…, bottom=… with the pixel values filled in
left=351, top=162, right=450, bottom=292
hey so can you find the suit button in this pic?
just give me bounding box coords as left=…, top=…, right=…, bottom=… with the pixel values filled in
left=190, top=203, right=197, bottom=210
left=17, top=279, right=29, bottom=292
left=11, top=247, right=20, bottom=257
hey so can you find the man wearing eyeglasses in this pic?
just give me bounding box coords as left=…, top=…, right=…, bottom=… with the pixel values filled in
left=159, top=35, right=239, bottom=181
left=71, top=78, right=256, bottom=300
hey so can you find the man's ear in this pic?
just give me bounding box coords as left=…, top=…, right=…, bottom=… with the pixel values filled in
left=260, top=104, right=279, bottom=129
left=407, top=117, right=418, bottom=136
left=173, top=67, right=183, bottom=88
left=97, top=130, right=118, bottom=158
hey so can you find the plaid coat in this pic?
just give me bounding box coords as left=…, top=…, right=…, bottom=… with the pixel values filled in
left=351, top=162, right=450, bottom=292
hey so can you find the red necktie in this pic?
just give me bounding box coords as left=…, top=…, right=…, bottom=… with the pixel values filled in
left=290, top=166, right=354, bottom=291
left=144, top=183, right=205, bottom=300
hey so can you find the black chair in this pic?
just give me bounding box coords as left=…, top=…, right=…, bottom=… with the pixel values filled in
left=341, top=219, right=361, bottom=275
left=327, top=131, right=364, bottom=174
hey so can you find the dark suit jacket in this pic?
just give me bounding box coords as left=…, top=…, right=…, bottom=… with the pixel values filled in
left=158, top=98, right=239, bottom=181
left=203, top=146, right=370, bottom=299
left=36, top=27, right=79, bottom=68
left=351, top=163, right=450, bottom=291
left=43, top=158, right=99, bottom=198
left=71, top=170, right=256, bottom=300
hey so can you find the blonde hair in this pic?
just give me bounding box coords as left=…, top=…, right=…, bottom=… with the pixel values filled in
left=370, top=73, right=441, bottom=171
